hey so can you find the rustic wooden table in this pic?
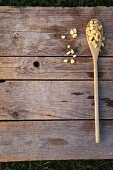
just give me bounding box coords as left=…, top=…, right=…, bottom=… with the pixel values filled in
left=0, top=6, right=113, bottom=162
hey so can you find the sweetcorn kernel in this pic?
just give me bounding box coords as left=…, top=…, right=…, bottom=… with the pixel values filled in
left=73, top=54, right=77, bottom=58
left=102, top=37, right=105, bottom=41
left=90, top=20, right=94, bottom=24
left=70, top=49, right=74, bottom=54
left=98, top=25, right=102, bottom=30
left=66, top=51, right=71, bottom=55
left=86, top=28, right=90, bottom=32
left=94, top=20, right=98, bottom=24
left=94, top=44, right=97, bottom=48
left=70, top=29, right=74, bottom=35
left=90, top=26, right=94, bottom=31
left=92, top=40, right=96, bottom=45
left=101, top=42, right=104, bottom=47
left=67, top=45, right=71, bottom=49
left=94, top=36, right=99, bottom=41
left=70, top=59, right=75, bottom=64
left=91, top=30, right=96, bottom=34
left=63, top=59, right=68, bottom=63
left=61, top=35, right=65, bottom=39
left=73, top=28, right=77, bottom=34
left=72, top=34, right=77, bottom=38
left=96, top=33, right=99, bottom=37
left=89, top=36, right=93, bottom=41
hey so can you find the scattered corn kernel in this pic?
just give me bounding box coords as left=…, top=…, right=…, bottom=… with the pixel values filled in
left=73, top=28, right=77, bottom=34
left=70, top=28, right=77, bottom=36
left=101, top=42, right=104, bottom=47
left=70, top=29, right=74, bottom=35
left=72, top=34, right=77, bottom=38
left=62, top=28, right=78, bottom=65
left=63, top=59, right=68, bottom=63
left=70, top=49, right=74, bottom=54
left=66, top=51, right=71, bottom=55
left=98, top=25, right=102, bottom=30
left=73, top=54, right=77, bottom=58
left=70, top=58, right=75, bottom=64
left=67, top=45, right=71, bottom=49
left=102, top=37, right=105, bottom=41
left=61, top=35, right=65, bottom=39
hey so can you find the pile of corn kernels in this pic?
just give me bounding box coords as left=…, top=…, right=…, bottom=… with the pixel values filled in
left=86, top=19, right=105, bottom=49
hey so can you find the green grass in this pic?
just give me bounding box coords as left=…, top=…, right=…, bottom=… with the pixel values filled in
left=0, top=0, right=113, bottom=169
left=1, top=160, right=113, bottom=170
left=0, top=0, right=113, bottom=6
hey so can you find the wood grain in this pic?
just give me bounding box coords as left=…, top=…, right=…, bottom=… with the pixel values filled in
left=0, top=7, right=113, bottom=161
left=0, top=7, right=113, bottom=56
left=0, top=56, right=112, bottom=80
left=1, top=120, right=113, bottom=162
left=0, top=81, right=113, bottom=120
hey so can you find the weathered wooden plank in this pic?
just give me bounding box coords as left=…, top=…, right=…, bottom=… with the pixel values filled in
left=0, top=56, right=112, bottom=80
left=0, top=7, right=113, bottom=56
left=0, top=120, right=113, bottom=162
left=0, top=81, right=113, bottom=120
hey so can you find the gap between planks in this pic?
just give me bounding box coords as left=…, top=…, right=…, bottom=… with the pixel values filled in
left=0, top=119, right=113, bottom=122
left=0, top=79, right=113, bottom=81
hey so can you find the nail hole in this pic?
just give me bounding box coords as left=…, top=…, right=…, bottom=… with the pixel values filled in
left=0, top=80, right=6, bottom=83
left=33, top=61, right=40, bottom=68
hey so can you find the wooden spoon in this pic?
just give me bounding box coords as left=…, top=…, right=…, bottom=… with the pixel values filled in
left=86, top=19, right=103, bottom=143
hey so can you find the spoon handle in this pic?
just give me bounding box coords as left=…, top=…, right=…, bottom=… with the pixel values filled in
left=93, top=59, right=100, bottom=143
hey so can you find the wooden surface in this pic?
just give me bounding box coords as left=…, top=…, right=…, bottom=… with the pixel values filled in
left=1, top=120, right=113, bottom=162
left=0, top=57, right=113, bottom=80
left=0, top=81, right=113, bottom=120
left=0, top=6, right=113, bottom=162
left=0, top=7, right=113, bottom=56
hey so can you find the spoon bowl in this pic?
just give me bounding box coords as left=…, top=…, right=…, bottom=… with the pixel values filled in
left=86, top=19, right=103, bottom=60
